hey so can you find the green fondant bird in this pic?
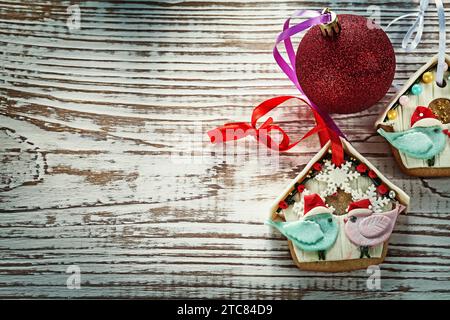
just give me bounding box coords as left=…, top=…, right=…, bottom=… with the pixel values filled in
left=267, top=194, right=339, bottom=260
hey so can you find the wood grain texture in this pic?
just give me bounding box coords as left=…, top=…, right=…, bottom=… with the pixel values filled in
left=0, top=0, right=449, bottom=299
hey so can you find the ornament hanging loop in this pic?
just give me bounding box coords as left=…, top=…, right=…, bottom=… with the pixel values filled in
left=386, top=0, right=446, bottom=86
left=319, top=8, right=341, bottom=37
left=435, top=0, right=446, bottom=87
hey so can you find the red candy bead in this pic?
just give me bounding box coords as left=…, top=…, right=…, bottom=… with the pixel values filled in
left=377, top=184, right=389, bottom=195
left=368, top=170, right=378, bottom=179
left=279, top=201, right=288, bottom=209
left=356, top=163, right=368, bottom=173
left=313, top=162, right=322, bottom=171
left=297, top=184, right=306, bottom=193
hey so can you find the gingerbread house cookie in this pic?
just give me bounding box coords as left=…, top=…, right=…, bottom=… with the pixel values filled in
left=267, top=139, right=410, bottom=272
left=376, top=54, right=450, bottom=177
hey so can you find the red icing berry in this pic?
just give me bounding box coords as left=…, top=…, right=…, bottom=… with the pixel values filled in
left=356, top=163, right=368, bottom=173
left=297, top=184, right=306, bottom=193
left=312, top=162, right=322, bottom=171
left=279, top=200, right=288, bottom=209
left=377, top=184, right=389, bottom=195
left=368, top=170, right=378, bottom=179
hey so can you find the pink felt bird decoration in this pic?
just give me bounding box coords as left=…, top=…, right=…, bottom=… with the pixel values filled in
left=344, top=199, right=406, bottom=258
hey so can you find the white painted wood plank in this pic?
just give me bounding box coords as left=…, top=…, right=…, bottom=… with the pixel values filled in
left=0, top=0, right=449, bottom=299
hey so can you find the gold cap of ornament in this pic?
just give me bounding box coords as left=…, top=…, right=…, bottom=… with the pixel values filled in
left=320, top=8, right=341, bottom=37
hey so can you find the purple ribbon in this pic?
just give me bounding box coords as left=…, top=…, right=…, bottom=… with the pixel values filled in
left=273, top=10, right=346, bottom=138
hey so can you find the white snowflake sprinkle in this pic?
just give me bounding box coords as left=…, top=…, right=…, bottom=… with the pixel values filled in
left=352, top=184, right=390, bottom=213
left=315, top=160, right=360, bottom=196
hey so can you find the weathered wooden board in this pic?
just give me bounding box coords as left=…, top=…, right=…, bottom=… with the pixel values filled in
left=0, top=0, right=449, bottom=299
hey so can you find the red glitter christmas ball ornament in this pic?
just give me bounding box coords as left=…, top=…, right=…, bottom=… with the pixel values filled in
left=296, top=12, right=395, bottom=114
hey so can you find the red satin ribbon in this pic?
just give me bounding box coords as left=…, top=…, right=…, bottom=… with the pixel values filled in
left=207, top=96, right=344, bottom=166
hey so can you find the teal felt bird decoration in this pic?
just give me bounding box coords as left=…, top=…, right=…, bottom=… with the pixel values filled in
left=378, top=106, right=449, bottom=166
left=267, top=194, right=339, bottom=260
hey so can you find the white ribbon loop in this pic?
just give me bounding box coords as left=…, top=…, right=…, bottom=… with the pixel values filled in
left=386, top=0, right=446, bottom=85
left=402, top=0, right=429, bottom=52
left=435, top=0, right=446, bottom=86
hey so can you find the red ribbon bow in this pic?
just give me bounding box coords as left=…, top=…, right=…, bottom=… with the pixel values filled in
left=208, top=96, right=344, bottom=166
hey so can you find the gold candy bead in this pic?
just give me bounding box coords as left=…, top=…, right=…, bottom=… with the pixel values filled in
left=422, top=71, right=434, bottom=84
left=387, top=109, right=397, bottom=120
